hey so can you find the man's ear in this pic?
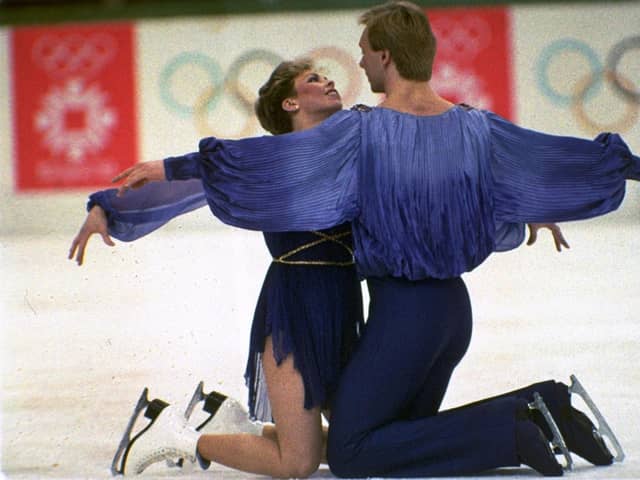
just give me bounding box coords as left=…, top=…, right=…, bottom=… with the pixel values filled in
left=282, top=98, right=299, bottom=112
left=380, top=49, right=392, bottom=67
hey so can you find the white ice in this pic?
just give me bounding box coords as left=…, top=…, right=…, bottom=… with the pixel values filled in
left=2, top=205, right=639, bottom=479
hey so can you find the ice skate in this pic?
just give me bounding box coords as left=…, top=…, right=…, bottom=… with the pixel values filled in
left=166, top=381, right=263, bottom=470
left=567, top=374, right=624, bottom=463
left=111, top=388, right=201, bottom=475
left=185, top=381, right=263, bottom=435
left=516, top=419, right=564, bottom=477
left=529, top=392, right=573, bottom=471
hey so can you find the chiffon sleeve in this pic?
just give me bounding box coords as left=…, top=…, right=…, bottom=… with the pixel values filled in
left=488, top=111, right=639, bottom=223
left=493, top=221, right=526, bottom=252
left=164, top=110, right=361, bottom=232
left=87, top=179, right=207, bottom=241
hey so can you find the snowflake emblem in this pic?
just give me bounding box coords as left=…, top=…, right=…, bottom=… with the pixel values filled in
left=35, top=78, right=117, bottom=163
left=431, top=62, right=493, bottom=110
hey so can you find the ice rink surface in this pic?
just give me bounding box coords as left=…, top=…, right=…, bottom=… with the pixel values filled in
left=2, top=208, right=640, bottom=479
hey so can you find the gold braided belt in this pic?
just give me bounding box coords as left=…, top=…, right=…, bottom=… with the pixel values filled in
left=272, top=230, right=355, bottom=266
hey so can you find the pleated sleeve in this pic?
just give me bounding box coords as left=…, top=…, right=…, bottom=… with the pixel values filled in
left=163, top=110, right=361, bottom=232
left=87, top=179, right=207, bottom=241
left=488, top=111, right=640, bottom=223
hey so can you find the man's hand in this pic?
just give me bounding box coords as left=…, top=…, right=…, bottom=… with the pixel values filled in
left=526, top=223, right=570, bottom=252
left=112, top=160, right=166, bottom=197
left=68, top=205, right=115, bottom=266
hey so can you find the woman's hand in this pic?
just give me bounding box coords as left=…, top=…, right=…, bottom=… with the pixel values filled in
left=68, top=205, right=115, bottom=266
left=526, top=223, right=570, bottom=252
left=112, top=160, right=166, bottom=196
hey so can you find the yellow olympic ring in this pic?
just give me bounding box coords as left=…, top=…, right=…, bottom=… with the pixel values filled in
left=571, top=70, right=639, bottom=135
left=194, top=83, right=260, bottom=138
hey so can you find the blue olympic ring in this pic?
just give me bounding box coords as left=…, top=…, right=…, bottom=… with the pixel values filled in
left=536, top=38, right=603, bottom=107
left=159, top=51, right=224, bottom=117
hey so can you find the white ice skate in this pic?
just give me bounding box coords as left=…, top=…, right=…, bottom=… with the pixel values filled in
left=569, top=374, right=625, bottom=462
left=165, top=381, right=264, bottom=470
left=111, top=388, right=201, bottom=475
left=529, top=392, right=573, bottom=471
left=185, top=381, right=263, bottom=435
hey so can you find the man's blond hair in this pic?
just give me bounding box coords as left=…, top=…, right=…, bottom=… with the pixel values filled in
left=359, top=1, right=436, bottom=81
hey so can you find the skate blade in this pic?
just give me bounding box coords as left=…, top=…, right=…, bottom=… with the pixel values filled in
left=569, top=374, right=625, bottom=462
left=110, top=388, right=170, bottom=476
left=184, top=381, right=205, bottom=420
left=184, top=382, right=228, bottom=431
left=530, top=392, right=573, bottom=471
left=111, top=388, right=150, bottom=476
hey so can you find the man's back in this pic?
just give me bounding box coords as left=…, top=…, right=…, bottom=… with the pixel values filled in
left=353, top=104, right=496, bottom=280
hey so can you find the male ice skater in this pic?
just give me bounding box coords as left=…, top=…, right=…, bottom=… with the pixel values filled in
left=107, top=1, right=636, bottom=477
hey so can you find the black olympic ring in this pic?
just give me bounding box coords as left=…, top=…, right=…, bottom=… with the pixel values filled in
left=224, top=49, right=284, bottom=115
left=605, top=35, right=640, bottom=104
left=194, top=49, right=283, bottom=137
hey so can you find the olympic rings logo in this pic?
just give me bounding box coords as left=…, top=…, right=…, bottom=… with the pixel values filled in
left=430, top=16, right=493, bottom=60
left=536, top=37, right=639, bottom=134
left=159, top=47, right=362, bottom=137
left=32, top=33, right=117, bottom=79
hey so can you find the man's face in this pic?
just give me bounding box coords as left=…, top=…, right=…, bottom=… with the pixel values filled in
left=358, top=28, right=385, bottom=93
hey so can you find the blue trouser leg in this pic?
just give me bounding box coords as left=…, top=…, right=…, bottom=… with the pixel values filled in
left=444, top=381, right=570, bottom=439
left=327, top=276, right=522, bottom=478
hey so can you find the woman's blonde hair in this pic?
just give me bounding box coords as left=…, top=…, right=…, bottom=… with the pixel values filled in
left=359, top=1, right=436, bottom=81
left=255, top=58, right=314, bottom=135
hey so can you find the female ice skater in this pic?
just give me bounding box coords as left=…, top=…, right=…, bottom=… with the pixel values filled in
left=73, top=1, right=634, bottom=476
left=70, top=59, right=364, bottom=477
left=70, top=61, right=582, bottom=478
left=106, top=2, right=635, bottom=477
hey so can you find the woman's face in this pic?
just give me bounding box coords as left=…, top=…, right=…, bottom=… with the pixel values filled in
left=286, top=70, right=343, bottom=118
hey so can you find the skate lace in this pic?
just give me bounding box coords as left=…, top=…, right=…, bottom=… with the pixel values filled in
left=134, top=447, right=195, bottom=474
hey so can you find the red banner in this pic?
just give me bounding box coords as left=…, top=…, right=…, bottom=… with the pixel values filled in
left=11, top=23, right=137, bottom=191
left=427, top=7, right=514, bottom=120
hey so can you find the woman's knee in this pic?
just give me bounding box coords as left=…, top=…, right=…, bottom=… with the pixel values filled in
left=279, top=455, right=320, bottom=478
